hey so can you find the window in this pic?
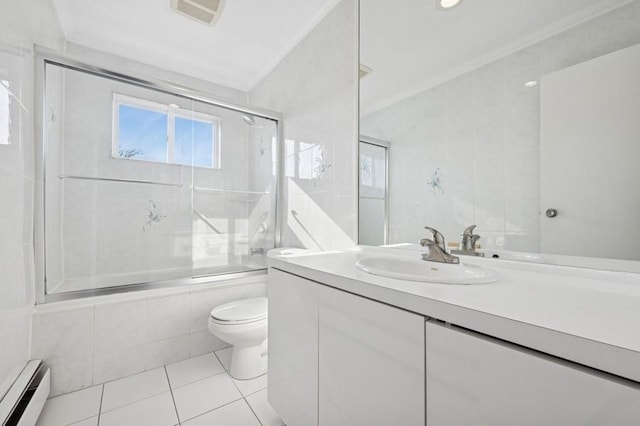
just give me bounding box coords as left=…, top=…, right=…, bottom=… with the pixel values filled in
left=112, top=94, right=220, bottom=168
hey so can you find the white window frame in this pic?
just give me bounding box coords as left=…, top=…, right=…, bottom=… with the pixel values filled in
left=112, top=93, right=221, bottom=169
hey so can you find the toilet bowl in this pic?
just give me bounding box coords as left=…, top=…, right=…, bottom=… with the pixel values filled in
left=208, top=297, right=268, bottom=380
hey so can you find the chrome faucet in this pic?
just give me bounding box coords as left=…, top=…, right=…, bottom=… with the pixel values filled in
left=419, top=226, right=460, bottom=264
left=452, top=224, right=484, bottom=257
left=461, top=225, right=481, bottom=252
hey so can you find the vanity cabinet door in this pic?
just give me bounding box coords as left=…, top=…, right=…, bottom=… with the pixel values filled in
left=318, top=285, right=425, bottom=426
left=268, top=268, right=319, bottom=426
left=425, top=321, right=640, bottom=426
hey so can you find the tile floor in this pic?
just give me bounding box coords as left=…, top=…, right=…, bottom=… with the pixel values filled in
left=36, top=347, right=284, bottom=426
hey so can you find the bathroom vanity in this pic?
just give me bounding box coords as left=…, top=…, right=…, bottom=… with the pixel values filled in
left=267, top=247, right=640, bottom=426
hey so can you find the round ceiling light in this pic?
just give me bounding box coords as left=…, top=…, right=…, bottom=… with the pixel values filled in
left=437, top=0, right=463, bottom=10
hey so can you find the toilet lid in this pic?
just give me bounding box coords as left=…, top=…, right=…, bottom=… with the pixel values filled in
left=210, top=297, right=267, bottom=323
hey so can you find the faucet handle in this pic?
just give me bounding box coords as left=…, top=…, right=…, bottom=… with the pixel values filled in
left=419, top=237, right=435, bottom=247
left=460, top=225, right=481, bottom=251
left=423, top=226, right=446, bottom=250
left=462, top=224, right=477, bottom=236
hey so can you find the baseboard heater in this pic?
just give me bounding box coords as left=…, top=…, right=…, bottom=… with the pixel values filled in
left=0, top=360, right=50, bottom=426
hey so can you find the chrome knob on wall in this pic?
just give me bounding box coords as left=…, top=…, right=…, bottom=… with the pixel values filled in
left=545, top=208, right=558, bottom=218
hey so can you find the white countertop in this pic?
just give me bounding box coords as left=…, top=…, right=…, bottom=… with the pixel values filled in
left=268, top=246, right=640, bottom=383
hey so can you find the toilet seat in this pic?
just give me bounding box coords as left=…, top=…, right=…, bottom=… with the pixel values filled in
left=210, top=297, right=267, bottom=325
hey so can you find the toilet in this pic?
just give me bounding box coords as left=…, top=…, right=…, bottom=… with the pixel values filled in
left=208, top=297, right=268, bottom=380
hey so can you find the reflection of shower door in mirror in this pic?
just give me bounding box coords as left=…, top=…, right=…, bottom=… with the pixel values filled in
left=540, top=43, right=640, bottom=261
left=359, top=137, right=389, bottom=246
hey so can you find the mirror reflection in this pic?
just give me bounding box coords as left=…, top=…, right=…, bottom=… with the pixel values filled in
left=359, top=0, right=640, bottom=266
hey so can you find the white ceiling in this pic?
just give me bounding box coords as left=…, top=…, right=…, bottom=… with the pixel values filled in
left=360, top=0, right=632, bottom=114
left=52, top=0, right=340, bottom=92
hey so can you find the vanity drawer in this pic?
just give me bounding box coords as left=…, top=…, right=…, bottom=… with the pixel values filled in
left=426, top=321, right=640, bottom=426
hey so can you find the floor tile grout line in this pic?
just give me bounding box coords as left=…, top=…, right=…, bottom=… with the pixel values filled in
left=99, top=387, right=171, bottom=415
left=164, top=366, right=182, bottom=425
left=92, top=365, right=166, bottom=395
left=213, top=347, right=232, bottom=371
left=242, top=386, right=268, bottom=399
left=178, top=396, right=246, bottom=425
left=229, top=373, right=268, bottom=398
left=228, top=370, right=244, bottom=395
left=170, top=368, right=229, bottom=392
left=243, top=395, right=265, bottom=426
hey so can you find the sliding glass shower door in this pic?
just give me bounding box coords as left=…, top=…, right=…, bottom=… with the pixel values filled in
left=42, top=60, right=278, bottom=297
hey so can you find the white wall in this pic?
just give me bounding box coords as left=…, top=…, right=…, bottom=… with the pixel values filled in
left=250, top=0, right=359, bottom=251
left=361, top=0, right=640, bottom=252
left=0, top=0, right=64, bottom=398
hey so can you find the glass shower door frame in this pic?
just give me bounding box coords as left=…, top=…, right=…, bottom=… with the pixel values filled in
left=34, top=47, right=284, bottom=303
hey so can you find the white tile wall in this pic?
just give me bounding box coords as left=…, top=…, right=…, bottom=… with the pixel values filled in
left=361, top=0, right=640, bottom=252
left=0, top=0, right=64, bottom=396
left=250, top=0, right=359, bottom=251
left=188, top=330, right=227, bottom=357
left=146, top=294, right=190, bottom=342
left=48, top=357, right=94, bottom=396
left=32, top=308, right=95, bottom=364
left=93, top=346, right=147, bottom=385
left=144, top=335, right=192, bottom=370
left=94, top=300, right=146, bottom=354
left=32, top=276, right=266, bottom=396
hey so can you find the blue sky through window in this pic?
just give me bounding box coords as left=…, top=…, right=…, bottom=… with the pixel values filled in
left=118, top=104, right=168, bottom=162
left=116, top=98, right=218, bottom=168
left=175, top=117, right=214, bottom=168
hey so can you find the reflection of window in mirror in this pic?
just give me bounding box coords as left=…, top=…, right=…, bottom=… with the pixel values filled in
left=359, top=137, right=389, bottom=246
left=112, top=94, right=220, bottom=168
left=0, top=80, right=11, bottom=145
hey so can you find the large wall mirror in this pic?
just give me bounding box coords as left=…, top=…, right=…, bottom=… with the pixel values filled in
left=359, top=0, right=640, bottom=270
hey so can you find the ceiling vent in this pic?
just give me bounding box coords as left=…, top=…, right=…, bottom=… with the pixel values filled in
left=170, top=0, right=226, bottom=26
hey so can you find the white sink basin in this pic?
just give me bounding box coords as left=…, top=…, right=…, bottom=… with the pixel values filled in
left=355, top=256, right=499, bottom=284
